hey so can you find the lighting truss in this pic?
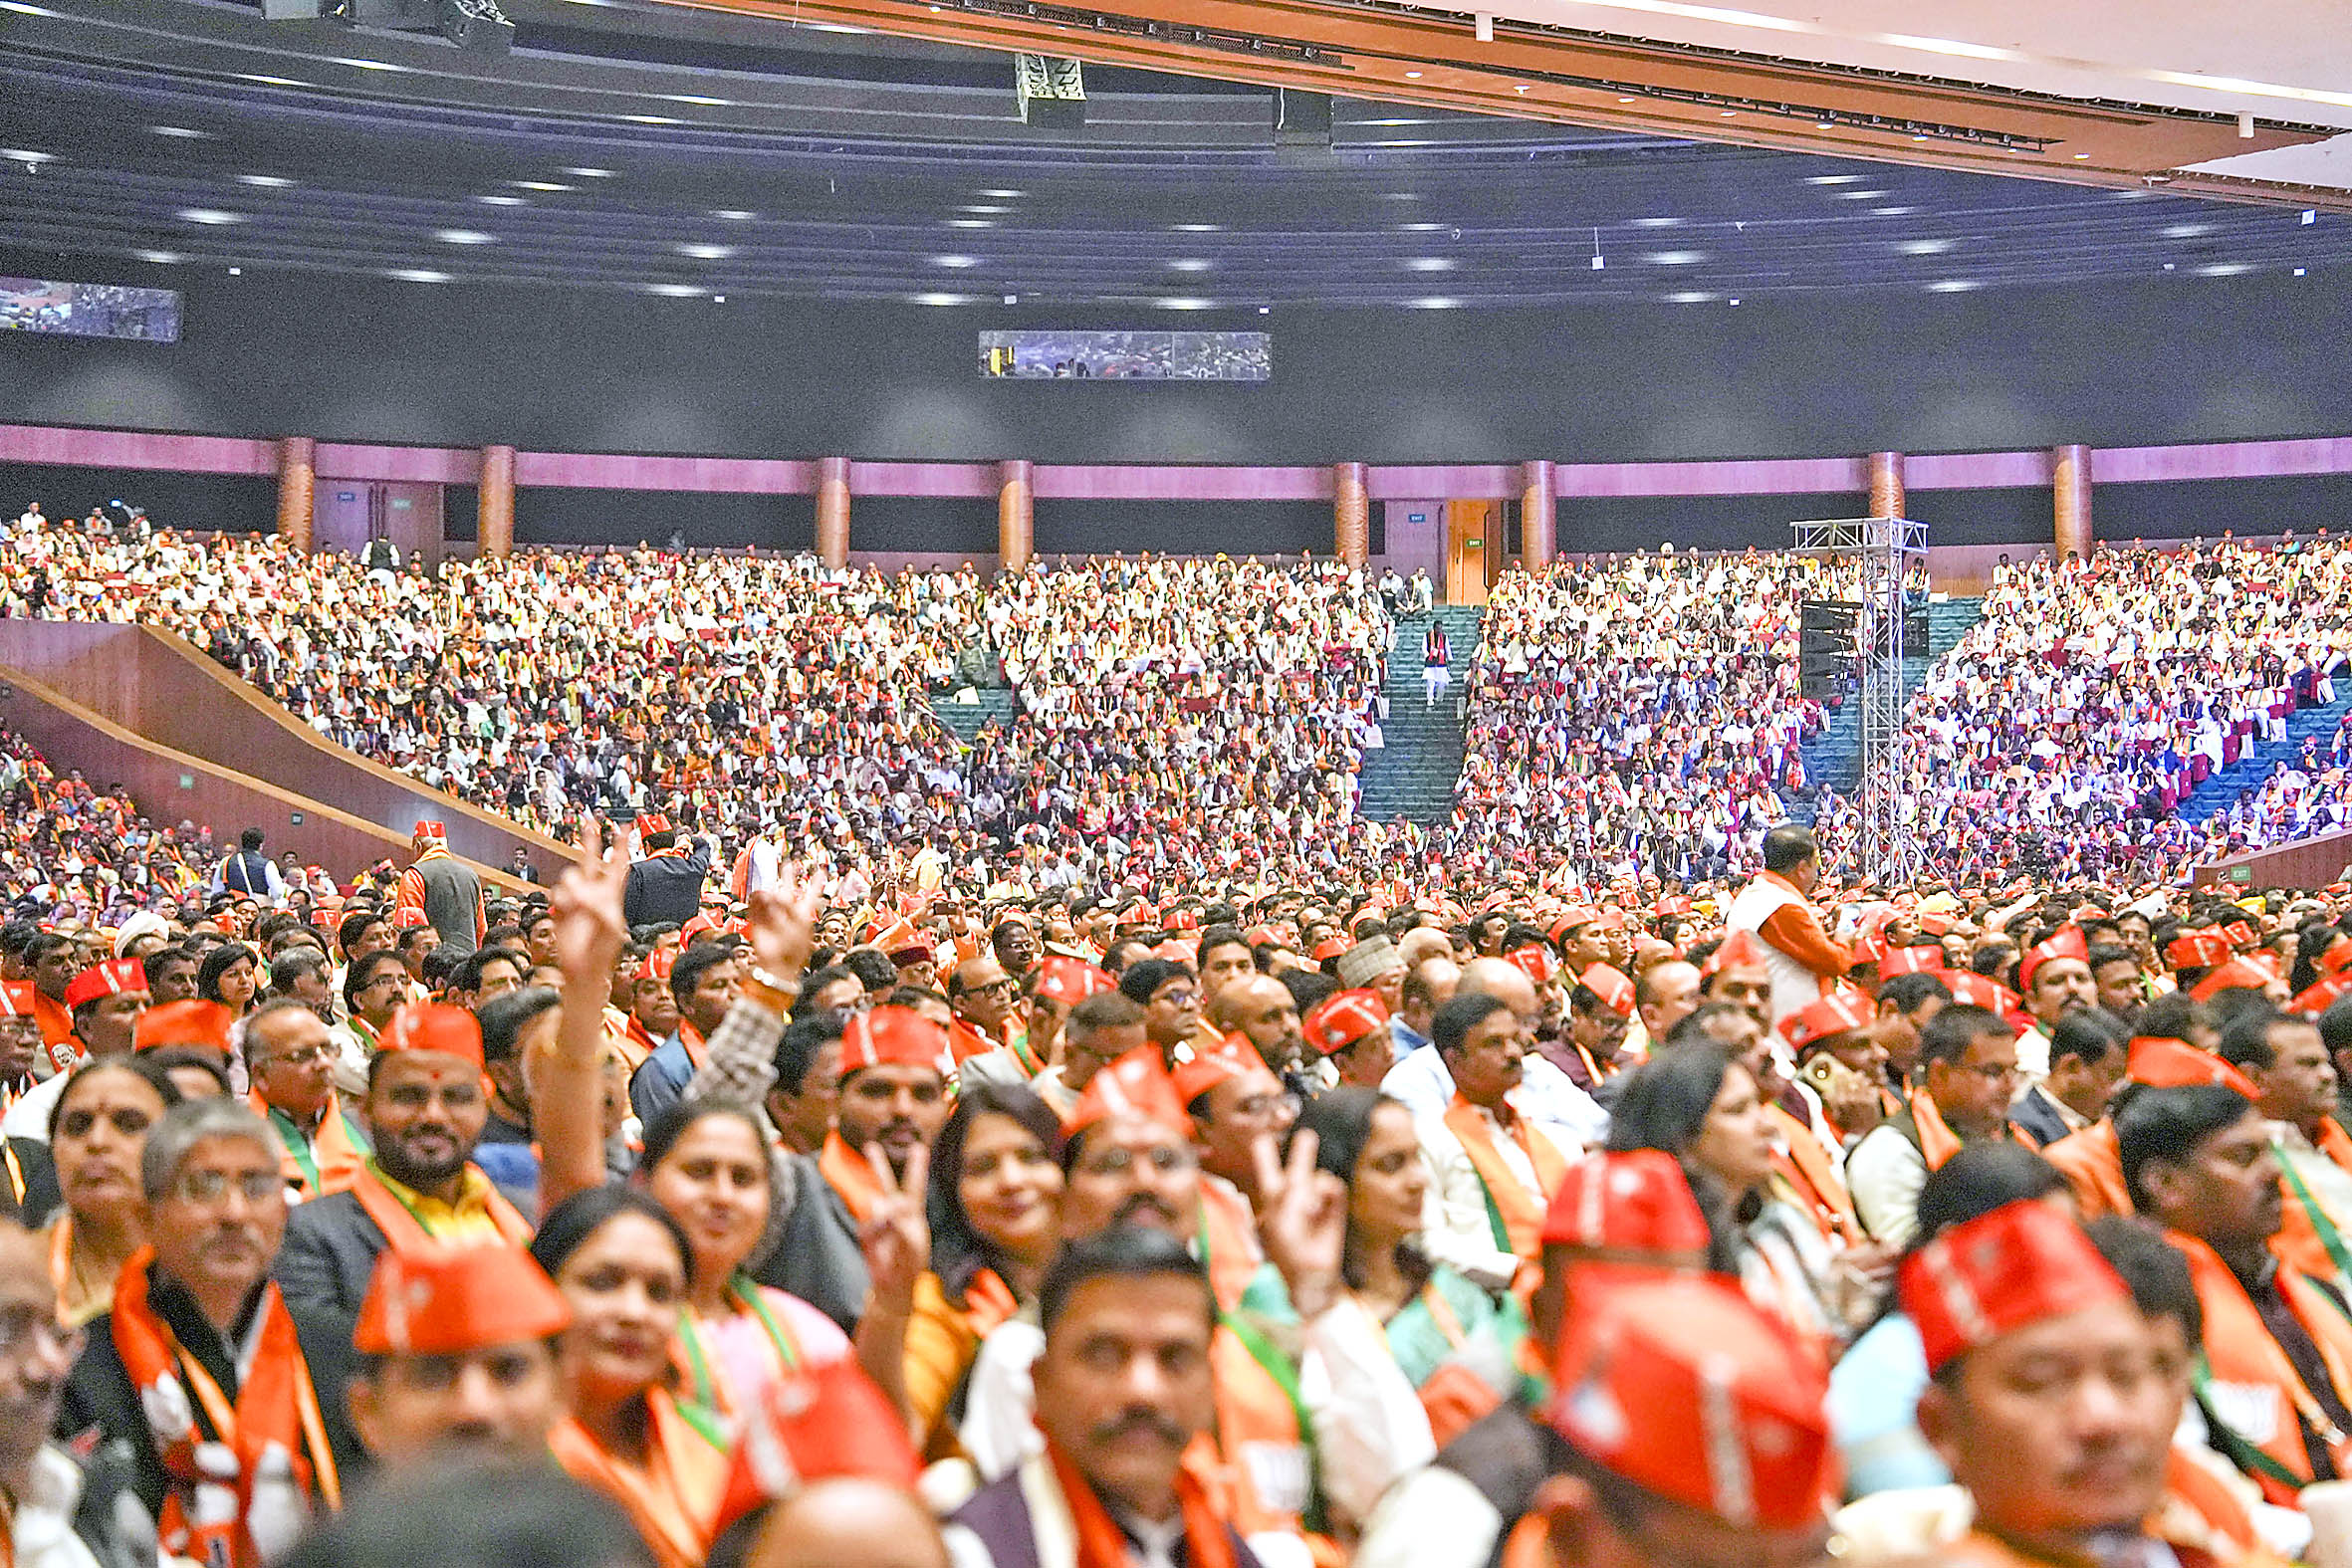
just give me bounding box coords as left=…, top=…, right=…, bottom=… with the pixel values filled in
left=1790, top=515, right=1928, bottom=886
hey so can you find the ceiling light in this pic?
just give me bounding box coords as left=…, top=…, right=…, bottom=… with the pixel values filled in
left=1411, top=297, right=1461, bottom=309
left=947, top=219, right=995, bottom=229
left=1617, top=96, right=1636, bottom=103
left=2295, top=267, right=2307, bottom=276
left=1406, top=257, right=1456, bottom=271
left=149, top=125, right=210, bottom=139
left=1872, top=206, right=1918, bottom=216
left=666, top=95, right=733, bottom=106
left=228, top=267, right=242, bottom=277
left=0, top=2, right=57, bottom=13
left=934, top=255, right=979, bottom=268
left=711, top=209, right=757, bottom=221
left=621, top=114, right=682, bottom=124
left=178, top=209, right=242, bottom=225
left=566, top=167, right=615, bottom=178
left=1910, top=134, right=1929, bottom=141
left=1160, top=298, right=1215, bottom=309
left=237, top=174, right=295, bottom=188
left=1927, top=279, right=1979, bottom=292
left=2301, top=209, right=2318, bottom=225
left=476, top=194, right=527, bottom=206
left=962, top=205, right=1011, bottom=214
left=1727, top=298, right=1740, bottom=306
left=435, top=229, right=496, bottom=245
left=1169, top=259, right=1213, bottom=272
left=1666, top=291, right=1716, bottom=303
left=1515, top=85, right=1531, bottom=94
left=133, top=250, right=180, bottom=264
left=2072, top=152, right=2090, bottom=159
left=1404, top=70, right=1422, bottom=78
left=1897, top=238, right=1954, bottom=255
left=1645, top=250, right=1706, bottom=265
left=1259, top=306, right=1271, bottom=315
left=646, top=283, right=705, bottom=297
left=1171, top=223, right=1224, bottom=233
left=337, top=57, right=406, bottom=72
left=976, top=189, right=1025, bottom=198
left=2197, top=262, right=2253, bottom=276
left=1397, top=223, right=1447, bottom=232
left=1837, top=190, right=1889, bottom=199
left=1383, top=192, right=1422, bottom=201
left=1719, top=110, right=1736, bottom=116
left=2164, top=223, right=2214, bottom=238
left=1816, top=119, right=1834, bottom=128
left=238, top=75, right=303, bottom=87
left=911, top=293, right=971, bottom=305
left=714, top=295, right=727, bottom=302
left=1806, top=174, right=1864, bottom=185
left=511, top=181, right=573, bottom=192
left=389, top=269, right=450, bottom=283
left=1, top=149, right=52, bottom=165
left=677, top=243, right=735, bottom=260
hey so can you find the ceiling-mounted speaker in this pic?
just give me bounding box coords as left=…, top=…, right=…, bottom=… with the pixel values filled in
left=1015, top=55, right=1085, bottom=129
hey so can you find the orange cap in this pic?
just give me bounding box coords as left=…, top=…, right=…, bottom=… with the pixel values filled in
left=1063, top=1044, right=1190, bottom=1138
left=1899, top=1200, right=2128, bottom=1375
left=412, top=820, right=446, bottom=839
left=638, top=948, right=676, bottom=984
left=1508, top=946, right=1560, bottom=986
left=634, top=812, right=671, bottom=838
left=1701, top=929, right=1768, bottom=979
left=1308, top=936, right=1349, bottom=963
left=1301, top=989, right=1390, bottom=1057
left=838, top=1005, right=948, bottom=1077
left=353, top=1244, right=571, bottom=1356
left=1878, top=946, right=1945, bottom=979
left=64, top=958, right=146, bottom=1009
left=2292, top=975, right=2352, bottom=1018
left=378, top=1002, right=485, bottom=1069
left=1577, top=963, right=1634, bottom=1018
left=1941, top=972, right=2019, bottom=1014
left=2165, top=929, right=2233, bottom=971
left=2126, top=1036, right=2257, bottom=1098
left=0, top=981, right=34, bottom=1019
left=1036, top=954, right=1114, bottom=1007
left=1779, top=985, right=1873, bottom=1050
left=2017, top=927, right=2089, bottom=992
left=1547, top=1277, right=1832, bottom=1530
left=1540, top=1150, right=1711, bottom=1254
left=391, top=908, right=430, bottom=931
left=2191, top=957, right=2277, bottom=1004
left=134, top=1000, right=235, bottom=1055
left=1170, top=1033, right=1281, bottom=1106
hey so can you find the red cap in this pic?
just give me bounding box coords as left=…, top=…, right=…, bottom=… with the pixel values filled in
left=391, top=908, right=430, bottom=931
left=1899, top=1200, right=2129, bottom=1375
left=412, top=820, right=446, bottom=840
left=1780, top=986, right=1874, bottom=1051
left=1577, top=963, right=1635, bottom=1018
left=639, top=948, right=676, bottom=984
left=1942, top=972, right=2019, bottom=1014
left=0, top=981, right=34, bottom=1019
left=1302, top=989, right=1390, bottom=1057
left=134, top=1000, right=235, bottom=1055
left=2166, top=928, right=2233, bottom=971
left=1309, top=936, right=1350, bottom=963
left=1702, top=929, right=1768, bottom=979
left=64, top=958, right=146, bottom=1010
left=1036, top=954, right=1114, bottom=1008
left=1590, top=908, right=1627, bottom=933
left=1547, top=1277, right=1833, bottom=1530
left=2127, top=1036, right=2257, bottom=1098
left=634, top=812, right=671, bottom=838
left=839, top=1006, right=949, bottom=1077
left=1507, top=946, right=1560, bottom=986
left=2018, top=927, right=2089, bottom=992
left=1165, top=909, right=1201, bottom=934
left=2191, top=956, right=2277, bottom=1004
left=2292, top=975, right=2352, bottom=1018
left=378, top=1002, right=485, bottom=1069
left=1540, top=1150, right=1711, bottom=1254
left=1878, top=946, right=1945, bottom=979
left=2320, top=942, right=2352, bottom=981
left=1171, top=1033, right=1281, bottom=1106
left=679, top=914, right=721, bottom=944
left=1064, top=1044, right=1190, bottom=1138
left=353, top=1244, right=572, bottom=1356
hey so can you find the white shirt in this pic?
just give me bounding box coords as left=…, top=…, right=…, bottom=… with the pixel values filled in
left=1380, top=1046, right=1608, bottom=1150
left=1416, top=1097, right=1572, bottom=1292
left=2, top=1071, right=72, bottom=1145
left=13, top=1446, right=103, bottom=1568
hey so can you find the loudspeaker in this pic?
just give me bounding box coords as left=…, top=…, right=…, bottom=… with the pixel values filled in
left=1798, top=599, right=1857, bottom=700
left=440, top=0, right=514, bottom=52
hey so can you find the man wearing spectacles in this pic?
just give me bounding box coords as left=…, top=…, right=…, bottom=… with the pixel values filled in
left=1119, top=958, right=1210, bottom=1070
left=58, top=1099, right=364, bottom=1562
left=946, top=955, right=1028, bottom=1070
left=1845, top=1004, right=2022, bottom=1247
left=245, top=998, right=371, bottom=1201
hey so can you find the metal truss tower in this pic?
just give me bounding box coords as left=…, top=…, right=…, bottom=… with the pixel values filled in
left=1791, top=516, right=1928, bottom=885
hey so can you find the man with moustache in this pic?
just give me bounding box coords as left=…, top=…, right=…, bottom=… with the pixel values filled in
left=1380, top=957, right=1607, bottom=1149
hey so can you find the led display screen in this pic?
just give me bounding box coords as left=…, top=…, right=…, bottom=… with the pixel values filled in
left=979, top=330, right=1269, bottom=381
left=0, top=277, right=183, bottom=341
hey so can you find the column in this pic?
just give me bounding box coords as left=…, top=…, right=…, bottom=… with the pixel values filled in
left=1520, top=459, right=1555, bottom=570
left=275, top=436, right=315, bottom=551
left=1868, top=450, right=1906, bottom=520
left=478, top=443, right=517, bottom=560
left=1332, top=461, right=1369, bottom=567
left=815, top=456, right=851, bottom=567
left=997, top=459, right=1034, bottom=571
left=2051, top=443, right=2093, bottom=559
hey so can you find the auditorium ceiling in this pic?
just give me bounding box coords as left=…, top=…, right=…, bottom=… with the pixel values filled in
left=0, top=0, right=2345, bottom=308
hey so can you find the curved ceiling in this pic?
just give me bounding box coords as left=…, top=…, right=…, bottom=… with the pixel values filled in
left=0, top=0, right=2344, bottom=307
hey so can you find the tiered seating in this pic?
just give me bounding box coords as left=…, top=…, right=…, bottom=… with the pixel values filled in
left=0, top=716, right=233, bottom=922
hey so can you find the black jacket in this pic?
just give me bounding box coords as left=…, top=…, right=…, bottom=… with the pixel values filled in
left=622, top=840, right=712, bottom=931
left=273, top=1189, right=389, bottom=1344
left=754, top=1152, right=869, bottom=1335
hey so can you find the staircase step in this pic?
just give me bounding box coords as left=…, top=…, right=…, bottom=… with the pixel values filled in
left=1357, top=608, right=1485, bottom=825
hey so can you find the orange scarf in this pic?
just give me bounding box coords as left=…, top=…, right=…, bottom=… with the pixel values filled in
left=249, top=1090, right=369, bottom=1200
left=111, top=1250, right=340, bottom=1568
left=818, top=1130, right=886, bottom=1225
left=1907, top=1088, right=1982, bottom=1172
left=550, top=1391, right=730, bottom=1568
left=1442, top=1094, right=1568, bottom=1260
left=1763, top=1103, right=1860, bottom=1244
left=1196, top=1182, right=1262, bottom=1316
left=1045, top=1438, right=1238, bottom=1568
left=961, top=1267, right=1020, bottom=1339
left=678, top=1020, right=709, bottom=1073
left=2171, top=1230, right=2352, bottom=1505
left=347, top=1160, right=532, bottom=1251
left=2043, top=1120, right=2131, bottom=1221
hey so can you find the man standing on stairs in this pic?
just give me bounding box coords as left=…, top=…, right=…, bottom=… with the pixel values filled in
left=1422, top=616, right=1451, bottom=709
left=394, top=820, right=485, bottom=963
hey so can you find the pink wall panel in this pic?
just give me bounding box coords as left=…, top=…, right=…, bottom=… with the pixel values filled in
left=515, top=452, right=816, bottom=493
left=845, top=462, right=1000, bottom=499
left=1034, top=466, right=1329, bottom=501
left=0, top=423, right=276, bottom=475
left=314, top=443, right=477, bottom=484
left=2093, top=437, right=2352, bottom=484
left=1906, top=451, right=2053, bottom=490
left=1368, top=466, right=1518, bottom=500
left=1552, top=456, right=1866, bottom=498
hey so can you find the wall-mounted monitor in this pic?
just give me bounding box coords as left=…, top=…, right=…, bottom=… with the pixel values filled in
left=979, top=330, right=1269, bottom=381
left=1, top=277, right=183, bottom=342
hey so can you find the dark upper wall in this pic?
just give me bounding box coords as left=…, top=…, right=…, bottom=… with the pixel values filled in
left=3, top=244, right=2349, bottom=472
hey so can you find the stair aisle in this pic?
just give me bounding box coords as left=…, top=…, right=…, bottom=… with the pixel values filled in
left=926, top=687, right=1018, bottom=747
left=2179, top=684, right=2352, bottom=822
left=1357, top=605, right=1486, bottom=826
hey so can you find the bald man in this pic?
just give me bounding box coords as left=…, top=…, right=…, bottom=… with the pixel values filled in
left=1391, top=956, right=1460, bottom=1057
left=1381, top=957, right=1608, bottom=1146
left=749, top=1479, right=948, bottom=1568
left=1396, top=926, right=1454, bottom=973
left=1206, top=973, right=1306, bottom=1077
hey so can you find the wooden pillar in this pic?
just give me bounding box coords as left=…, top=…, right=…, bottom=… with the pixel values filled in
left=275, top=437, right=315, bottom=551
left=478, top=444, right=516, bottom=560
left=997, top=459, right=1034, bottom=571
left=2051, top=443, right=2093, bottom=559
left=1520, top=459, right=1555, bottom=570
left=1332, top=461, right=1369, bottom=567
left=815, top=456, right=850, bottom=567
left=1868, top=450, right=1906, bottom=520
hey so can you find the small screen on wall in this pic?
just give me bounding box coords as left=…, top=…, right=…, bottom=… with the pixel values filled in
left=979, top=330, right=1269, bottom=381
left=0, top=277, right=183, bottom=342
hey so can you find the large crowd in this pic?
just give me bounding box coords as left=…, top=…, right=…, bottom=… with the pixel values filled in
left=11, top=502, right=2352, bottom=1568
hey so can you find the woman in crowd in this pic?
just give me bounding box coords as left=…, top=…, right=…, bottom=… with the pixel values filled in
left=47, top=1056, right=179, bottom=1326
left=1290, top=1085, right=1526, bottom=1446
left=196, top=940, right=260, bottom=1015
left=531, top=1186, right=729, bottom=1568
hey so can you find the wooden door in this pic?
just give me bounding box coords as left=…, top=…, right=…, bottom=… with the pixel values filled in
left=1446, top=500, right=1493, bottom=605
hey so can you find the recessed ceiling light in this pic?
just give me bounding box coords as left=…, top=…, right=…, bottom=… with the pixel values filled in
left=1617, top=96, right=1636, bottom=103
left=1719, top=109, right=1737, bottom=116
left=1168, top=258, right=1213, bottom=272
left=1645, top=250, right=1706, bottom=265
left=665, top=95, right=733, bottom=106
left=1927, top=279, right=1979, bottom=292
left=236, top=74, right=303, bottom=87
left=1160, top=298, right=1216, bottom=309
left=1816, top=119, right=1834, bottom=128
left=1404, top=70, right=1423, bottom=78
left=389, top=268, right=450, bottom=283
left=228, top=267, right=242, bottom=277
left=476, top=194, right=528, bottom=206
left=1805, top=174, right=1864, bottom=185
left=2197, top=262, right=2254, bottom=276
left=1, top=149, right=53, bottom=165
left=934, top=255, right=979, bottom=268
left=566, top=167, right=615, bottom=178
left=1397, top=222, right=1447, bottom=232
left=1910, top=133, right=1930, bottom=141
left=1666, top=290, right=1716, bottom=303
left=133, top=250, right=180, bottom=264
left=911, top=293, right=971, bottom=305
left=1259, top=306, right=1271, bottom=314
left=714, top=294, right=727, bottom=302
left=677, top=243, right=735, bottom=260
left=1626, top=217, right=1682, bottom=229
left=1383, top=192, right=1422, bottom=201
left=178, top=209, right=242, bottom=225
left=337, top=57, right=406, bottom=72
left=149, top=125, right=210, bottom=139
left=946, top=219, right=995, bottom=229
left=237, top=174, right=295, bottom=188
left=511, top=181, right=573, bottom=192
left=2072, top=151, right=2090, bottom=159
left=1411, top=297, right=1461, bottom=309
left=1837, top=190, right=1889, bottom=199
left=1872, top=206, right=1918, bottom=216
left=976, top=189, right=1025, bottom=198
left=2164, top=222, right=2214, bottom=238
left=1514, top=85, right=1530, bottom=94
left=1171, top=223, right=1223, bottom=232
left=962, top=205, right=1012, bottom=214
left=1897, top=238, right=1954, bottom=255
left=1406, top=257, right=1456, bottom=271
left=621, top=114, right=682, bottom=125
left=2295, top=267, right=2308, bottom=276
left=645, top=283, right=705, bottom=297
left=711, top=209, right=757, bottom=221
left=2302, top=209, right=2318, bottom=225
left=1727, top=298, right=1740, bottom=306
left=435, top=229, right=496, bottom=245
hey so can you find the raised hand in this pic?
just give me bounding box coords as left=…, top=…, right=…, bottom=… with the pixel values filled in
left=1253, top=1128, right=1346, bottom=1320
left=859, top=1139, right=932, bottom=1318
left=746, top=871, right=822, bottom=990
left=550, top=815, right=629, bottom=990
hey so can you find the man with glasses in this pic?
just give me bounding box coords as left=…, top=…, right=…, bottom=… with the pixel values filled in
left=1845, top=1004, right=2022, bottom=1247
left=59, top=1099, right=364, bottom=1564
left=245, top=997, right=371, bottom=1201
left=945, top=954, right=1025, bottom=1069
left=332, top=951, right=409, bottom=1098
left=1119, top=958, right=1207, bottom=1068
